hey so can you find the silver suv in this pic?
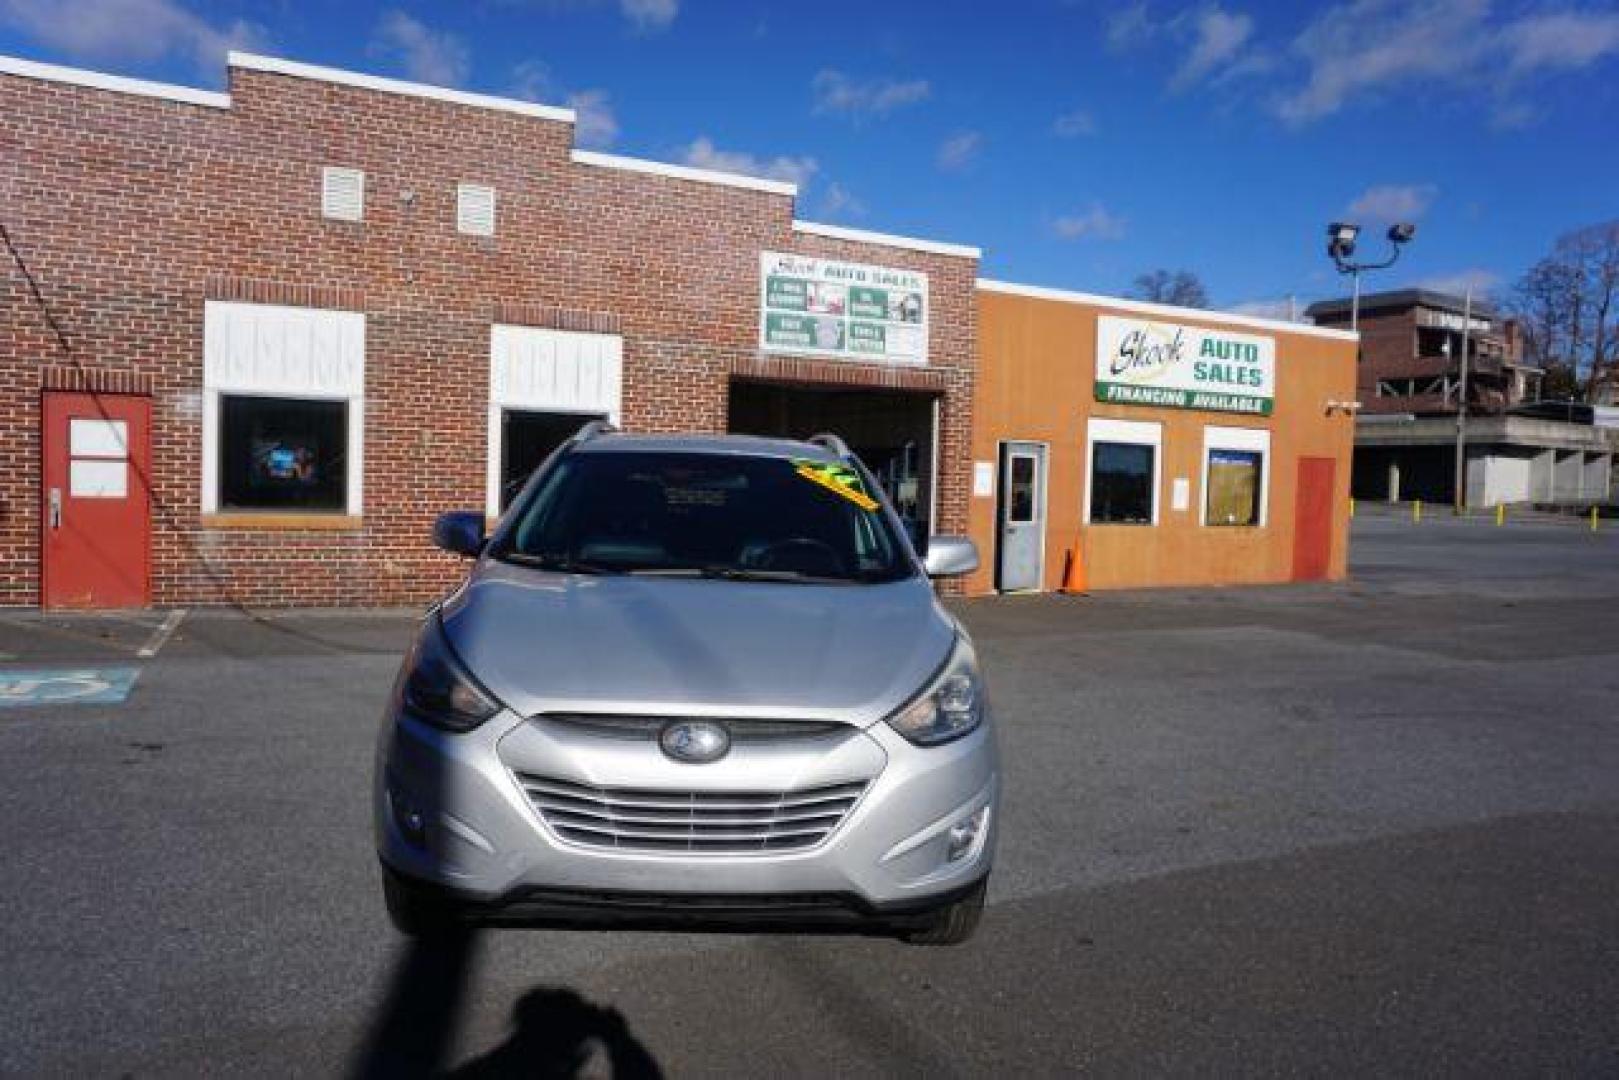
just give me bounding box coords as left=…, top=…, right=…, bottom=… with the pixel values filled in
left=374, top=425, right=999, bottom=945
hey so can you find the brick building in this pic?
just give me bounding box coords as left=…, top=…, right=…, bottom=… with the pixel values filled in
left=1306, top=289, right=1615, bottom=507
left=2, top=53, right=978, bottom=608
left=1305, top=288, right=1538, bottom=416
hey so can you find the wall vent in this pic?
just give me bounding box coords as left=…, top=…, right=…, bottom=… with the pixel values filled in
left=457, top=183, right=496, bottom=237
left=321, top=167, right=365, bottom=222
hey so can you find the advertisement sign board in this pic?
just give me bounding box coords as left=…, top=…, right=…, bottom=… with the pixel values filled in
left=760, top=252, right=927, bottom=365
left=1095, top=315, right=1275, bottom=415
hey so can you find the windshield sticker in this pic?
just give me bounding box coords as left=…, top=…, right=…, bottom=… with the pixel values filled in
left=792, top=459, right=880, bottom=512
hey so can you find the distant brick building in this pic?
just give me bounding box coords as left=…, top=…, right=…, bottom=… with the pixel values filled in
left=1306, top=289, right=1540, bottom=416
left=1307, top=290, right=1615, bottom=507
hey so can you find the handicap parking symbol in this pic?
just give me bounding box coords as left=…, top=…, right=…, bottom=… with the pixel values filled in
left=0, top=667, right=140, bottom=708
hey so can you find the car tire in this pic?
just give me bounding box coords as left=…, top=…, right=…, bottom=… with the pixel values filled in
left=901, top=878, right=987, bottom=946
left=383, top=870, right=462, bottom=937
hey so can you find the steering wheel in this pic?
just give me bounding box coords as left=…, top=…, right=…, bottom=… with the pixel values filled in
left=753, top=538, right=847, bottom=576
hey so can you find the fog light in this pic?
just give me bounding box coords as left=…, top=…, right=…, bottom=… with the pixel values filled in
left=389, top=786, right=428, bottom=849
left=946, top=806, right=989, bottom=863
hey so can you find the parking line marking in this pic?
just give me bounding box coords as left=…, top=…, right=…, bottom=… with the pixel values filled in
left=137, top=609, right=187, bottom=659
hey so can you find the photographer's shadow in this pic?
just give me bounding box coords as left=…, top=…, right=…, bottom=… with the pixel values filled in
left=351, top=930, right=662, bottom=1080
left=452, top=986, right=662, bottom=1079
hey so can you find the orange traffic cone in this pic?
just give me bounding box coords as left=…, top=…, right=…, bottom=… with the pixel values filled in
left=1060, top=539, right=1088, bottom=595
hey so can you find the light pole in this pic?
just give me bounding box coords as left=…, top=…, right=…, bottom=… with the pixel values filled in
left=1326, top=221, right=1417, bottom=331
left=1452, top=286, right=1473, bottom=512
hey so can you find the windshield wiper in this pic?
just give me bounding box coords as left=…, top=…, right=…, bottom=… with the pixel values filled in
left=495, top=552, right=623, bottom=576
left=627, top=566, right=859, bottom=585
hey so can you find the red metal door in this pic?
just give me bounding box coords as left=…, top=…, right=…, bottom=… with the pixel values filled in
left=1292, top=456, right=1336, bottom=583
left=41, top=392, right=152, bottom=608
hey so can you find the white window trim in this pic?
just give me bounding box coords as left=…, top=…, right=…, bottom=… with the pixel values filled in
left=1201, top=425, right=1271, bottom=528
left=1084, top=417, right=1163, bottom=526
left=485, top=325, right=624, bottom=520
left=201, top=302, right=365, bottom=517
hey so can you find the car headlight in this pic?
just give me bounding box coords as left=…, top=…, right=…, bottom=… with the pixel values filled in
left=885, top=637, right=985, bottom=746
left=399, top=614, right=501, bottom=733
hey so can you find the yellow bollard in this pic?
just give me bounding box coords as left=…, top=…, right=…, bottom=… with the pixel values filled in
left=1496, top=503, right=1506, bottom=527
left=1349, top=497, right=1356, bottom=519
left=1593, top=506, right=1601, bottom=533
left=1413, top=499, right=1422, bottom=524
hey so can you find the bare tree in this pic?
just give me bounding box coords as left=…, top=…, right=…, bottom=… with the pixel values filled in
left=1131, top=269, right=1209, bottom=309
left=1511, top=220, right=1619, bottom=400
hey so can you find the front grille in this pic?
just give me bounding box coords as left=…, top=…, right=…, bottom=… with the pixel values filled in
left=515, top=774, right=868, bottom=854
left=537, top=714, right=850, bottom=744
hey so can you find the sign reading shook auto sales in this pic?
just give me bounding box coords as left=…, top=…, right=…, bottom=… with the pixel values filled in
left=1095, top=315, right=1275, bottom=415
left=760, top=252, right=928, bottom=365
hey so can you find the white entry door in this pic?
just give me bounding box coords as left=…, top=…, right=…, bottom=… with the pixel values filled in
left=997, top=442, right=1047, bottom=592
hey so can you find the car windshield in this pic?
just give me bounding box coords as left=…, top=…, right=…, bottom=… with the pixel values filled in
left=491, top=451, right=914, bottom=583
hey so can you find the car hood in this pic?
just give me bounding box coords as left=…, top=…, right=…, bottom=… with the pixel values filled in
left=439, top=561, right=957, bottom=726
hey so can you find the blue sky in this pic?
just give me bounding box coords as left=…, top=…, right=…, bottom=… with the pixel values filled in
left=4, top=0, right=1618, bottom=315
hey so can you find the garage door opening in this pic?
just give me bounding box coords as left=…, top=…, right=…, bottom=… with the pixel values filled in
left=728, top=380, right=936, bottom=545
left=499, top=410, right=605, bottom=511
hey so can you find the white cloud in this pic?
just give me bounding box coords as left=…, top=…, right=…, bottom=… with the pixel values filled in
left=1346, top=183, right=1438, bottom=223
left=0, top=0, right=266, bottom=77
left=1489, top=101, right=1537, bottom=130
left=1275, top=0, right=1487, bottom=125
left=508, top=58, right=555, bottom=102
left=936, top=130, right=983, bottom=172
left=679, top=137, right=818, bottom=187
left=509, top=60, right=618, bottom=149
left=1106, top=2, right=1154, bottom=51
left=1416, top=268, right=1500, bottom=296
left=565, top=89, right=619, bottom=149
left=818, top=182, right=865, bottom=220
left=1501, top=10, right=1619, bottom=74
left=621, top=0, right=677, bottom=31
left=1274, top=0, right=1619, bottom=126
left=1170, top=6, right=1255, bottom=92
left=1053, top=108, right=1097, bottom=137
left=1051, top=203, right=1127, bottom=241
left=370, top=10, right=470, bottom=87
left=811, top=69, right=931, bottom=119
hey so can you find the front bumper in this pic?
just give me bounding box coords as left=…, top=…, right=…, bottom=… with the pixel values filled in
left=374, top=707, right=999, bottom=916
left=381, top=862, right=988, bottom=934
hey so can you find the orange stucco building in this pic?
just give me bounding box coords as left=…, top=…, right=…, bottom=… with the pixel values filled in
left=964, top=282, right=1360, bottom=595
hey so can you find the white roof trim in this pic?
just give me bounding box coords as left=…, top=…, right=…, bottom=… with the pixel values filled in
left=227, top=52, right=575, bottom=123
left=791, top=220, right=980, bottom=260
left=977, top=279, right=1361, bottom=342
left=0, top=53, right=230, bottom=108
left=570, top=149, right=797, bottom=196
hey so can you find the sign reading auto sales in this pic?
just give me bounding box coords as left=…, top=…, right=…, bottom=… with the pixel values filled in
left=759, top=252, right=928, bottom=365
left=1095, top=315, right=1275, bottom=416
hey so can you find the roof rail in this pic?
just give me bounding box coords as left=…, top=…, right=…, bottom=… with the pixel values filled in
left=570, top=418, right=618, bottom=445
left=806, top=432, right=853, bottom=459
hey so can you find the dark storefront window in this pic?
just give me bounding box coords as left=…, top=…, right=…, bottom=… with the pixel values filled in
left=1206, top=449, right=1263, bottom=526
left=1091, top=441, right=1155, bottom=524
left=502, top=411, right=605, bottom=511
left=219, top=395, right=348, bottom=511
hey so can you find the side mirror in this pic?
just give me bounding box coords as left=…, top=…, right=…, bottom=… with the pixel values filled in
left=923, top=535, right=978, bottom=578
left=432, top=511, right=486, bottom=557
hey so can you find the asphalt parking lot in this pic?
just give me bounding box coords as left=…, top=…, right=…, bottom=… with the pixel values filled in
left=2, top=513, right=1617, bottom=1076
